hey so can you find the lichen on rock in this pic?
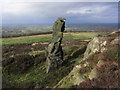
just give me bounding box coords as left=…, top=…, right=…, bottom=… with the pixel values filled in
left=55, top=30, right=120, bottom=88
left=46, top=17, right=66, bottom=73
left=83, top=35, right=108, bottom=60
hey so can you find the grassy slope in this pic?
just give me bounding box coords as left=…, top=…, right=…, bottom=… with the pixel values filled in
left=3, top=45, right=84, bottom=88
left=2, top=32, right=96, bottom=88
left=2, top=32, right=96, bottom=45
left=3, top=60, right=75, bottom=88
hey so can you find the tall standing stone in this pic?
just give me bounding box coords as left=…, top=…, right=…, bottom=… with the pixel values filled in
left=46, top=17, right=66, bottom=73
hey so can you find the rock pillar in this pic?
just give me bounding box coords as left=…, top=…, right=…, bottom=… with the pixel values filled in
left=46, top=17, right=66, bottom=73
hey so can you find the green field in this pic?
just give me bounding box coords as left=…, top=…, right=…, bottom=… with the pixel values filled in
left=2, top=32, right=96, bottom=45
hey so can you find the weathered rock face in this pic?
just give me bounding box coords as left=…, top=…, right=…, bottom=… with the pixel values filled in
left=55, top=30, right=120, bottom=88
left=46, top=17, right=66, bottom=73
left=83, top=30, right=120, bottom=60
left=83, top=36, right=108, bottom=60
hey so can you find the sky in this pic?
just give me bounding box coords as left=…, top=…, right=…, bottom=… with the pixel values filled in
left=1, top=2, right=118, bottom=25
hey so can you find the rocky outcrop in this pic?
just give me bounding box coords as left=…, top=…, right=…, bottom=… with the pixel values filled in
left=83, top=36, right=108, bottom=60
left=55, top=30, right=120, bottom=88
left=111, top=36, right=120, bottom=45
left=46, top=18, right=66, bottom=73
left=84, top=30, right=120, bottom=60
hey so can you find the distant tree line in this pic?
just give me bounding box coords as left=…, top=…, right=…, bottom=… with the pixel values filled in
left=2, top=30, right=110, bottom=38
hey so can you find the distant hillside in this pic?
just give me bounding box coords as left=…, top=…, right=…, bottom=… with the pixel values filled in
left=2, top=23, right=117, bottom=38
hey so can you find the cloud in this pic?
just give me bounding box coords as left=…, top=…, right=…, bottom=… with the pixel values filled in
left=2, top=2, right=46, bottom=15
left=3, top=3, right=67, bottom=16
left=3, top=3, right=30, bottom=15
left=66, top=5, right=109, bottom=15
left=66, top=7, right=92, bottom=14
left=2, top=2, right=118, bottom=25
left=0, top=0, right=119, bottom=2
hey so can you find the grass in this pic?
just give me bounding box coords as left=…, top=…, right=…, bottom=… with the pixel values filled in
left=3, top=58, right=78, bottom=88
left=65, top=32, right=96, bottom=40
left=3, top=62, right=47, bottom=87
left=2, top=32, right=96, bottom=45
left=2, top=35, right=52, bottom=45
left=28, top=50, right=45, bottom=56
left=2, top=32, right=91, bottom=88
left=70, top=57, right=83, bottom=63
left=3, top=45, right=84, bottom=88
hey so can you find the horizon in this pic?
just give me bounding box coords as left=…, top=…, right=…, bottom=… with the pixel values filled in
left=2, top=22, right=118, bottom=27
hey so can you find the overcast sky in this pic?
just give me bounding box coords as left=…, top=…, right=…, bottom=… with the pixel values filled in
left=2, top=2, right=118, bottom=25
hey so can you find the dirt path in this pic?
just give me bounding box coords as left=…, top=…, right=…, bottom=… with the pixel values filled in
left=12, top=34, right=52, bottom=39
left=7, top=32, right=95, bottom=39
